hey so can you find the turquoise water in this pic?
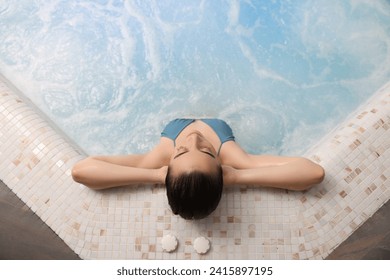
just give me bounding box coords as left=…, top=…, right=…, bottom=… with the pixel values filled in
left=1, top=0, right=390, bottom=155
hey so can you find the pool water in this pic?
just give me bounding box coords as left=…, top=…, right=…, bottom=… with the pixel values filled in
left=1, top=0, right=390, bottom=155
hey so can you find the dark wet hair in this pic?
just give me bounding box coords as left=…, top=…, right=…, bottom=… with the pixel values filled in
left=165, top=165, right=223, bottom=220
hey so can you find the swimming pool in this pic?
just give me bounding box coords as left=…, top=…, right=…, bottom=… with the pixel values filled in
left=1, top=0, right=390, bottom=260
left=1, top=0, right=390, bottom=156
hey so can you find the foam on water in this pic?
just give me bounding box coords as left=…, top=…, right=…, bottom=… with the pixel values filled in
left=1, top=0, right=390, bottom=155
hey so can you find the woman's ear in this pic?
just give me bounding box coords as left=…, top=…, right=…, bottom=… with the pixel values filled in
left=222, top=165, right=237, bottom=186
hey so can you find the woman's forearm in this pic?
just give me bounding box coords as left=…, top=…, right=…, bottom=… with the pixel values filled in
left=234, top=158, right=325, bottom=190
left=71, top=157, right=165, bottom=189
left=88, top=154, right=146, bottom=167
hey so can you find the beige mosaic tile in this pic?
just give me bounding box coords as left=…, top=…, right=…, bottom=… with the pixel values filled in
left=0, top=76, right=389, bottom=259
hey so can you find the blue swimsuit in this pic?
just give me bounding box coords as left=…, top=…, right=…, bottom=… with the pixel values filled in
left=161, top=118, right=235, bottom=155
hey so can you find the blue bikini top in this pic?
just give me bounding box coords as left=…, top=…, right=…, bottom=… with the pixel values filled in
left=161, top=118, right=235, bottom=155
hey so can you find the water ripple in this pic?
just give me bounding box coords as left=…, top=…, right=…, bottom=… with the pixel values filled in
left=1, top=0, right=390, bottom=155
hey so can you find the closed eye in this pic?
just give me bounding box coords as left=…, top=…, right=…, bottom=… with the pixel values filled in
left=201, top=151, right=215, bottom=158
left=173, top=151, right=188, bottom=159
left=173, top=150, right=215, bottom=159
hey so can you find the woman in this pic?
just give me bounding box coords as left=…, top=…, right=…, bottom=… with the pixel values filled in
left=72, top=118, right=325, bottom=220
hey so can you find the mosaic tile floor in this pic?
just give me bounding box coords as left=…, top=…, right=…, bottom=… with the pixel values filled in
left=0, top=76, right=389, bottom=259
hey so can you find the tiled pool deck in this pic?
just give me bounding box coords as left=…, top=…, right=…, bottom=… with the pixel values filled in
left=0, top=76, right=389, bottom=259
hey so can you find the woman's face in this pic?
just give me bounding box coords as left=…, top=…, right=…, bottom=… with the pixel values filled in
left=169, top=131, right=220, bottom=175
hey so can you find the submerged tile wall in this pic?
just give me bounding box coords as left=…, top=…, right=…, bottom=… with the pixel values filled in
left=0, top=76, right=389, bottom=259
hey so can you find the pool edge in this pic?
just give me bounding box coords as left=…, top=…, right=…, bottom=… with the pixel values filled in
left=0, top=77, right=389, bottom=259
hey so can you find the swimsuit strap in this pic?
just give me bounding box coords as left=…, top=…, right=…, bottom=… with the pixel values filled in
left=217, top=144, right=223, bottom=156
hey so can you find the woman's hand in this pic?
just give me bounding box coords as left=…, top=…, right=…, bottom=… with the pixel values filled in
left=157, top=166, right=168, bottom=184
left=222, top=165, right=237, bottom=185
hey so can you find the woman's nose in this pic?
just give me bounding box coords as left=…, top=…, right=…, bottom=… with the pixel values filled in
left=187, top=134, right=201, bottom=148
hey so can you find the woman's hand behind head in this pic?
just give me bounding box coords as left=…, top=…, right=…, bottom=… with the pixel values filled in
left=222, top=165, right=237, bottom=185
left=158, top=166, right=169, bottom=184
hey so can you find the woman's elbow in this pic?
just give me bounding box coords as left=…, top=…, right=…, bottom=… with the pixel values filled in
left=71, top=163, right=85, bottom=184
left=293, top=164, right=325, bottom=191
left=71, top=166, right=97, bottom=189
left=71, top=159, right=92, bottom=186
left=302, top=158, right=325, bottom=184
left=71, top=158, right=108, bottom=189
left=301, top=165, right=325, bottom=191
left=313, top=165, right=325, bottom=184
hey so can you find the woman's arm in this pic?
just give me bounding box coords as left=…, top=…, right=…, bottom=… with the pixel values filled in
left=223, top=157, right=325, bottom=191
left=71, top=138, right=172, bottom=189
left=88, top=154, right=146, bottom=167
left=220, top=141, right=325, bottom=190
left=85, top=138, right=172, bottom=169
left=71, top=157, right=168, bottom=189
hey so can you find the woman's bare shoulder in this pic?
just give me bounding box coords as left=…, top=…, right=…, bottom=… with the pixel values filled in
left=139, top=137, right=173, bottom=168
left=219, top=141, right=252, bottom=168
